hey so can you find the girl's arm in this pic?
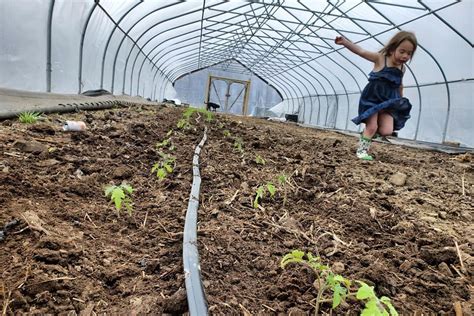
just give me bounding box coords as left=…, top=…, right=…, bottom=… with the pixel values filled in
left=335, top=36, right=379, bottom=63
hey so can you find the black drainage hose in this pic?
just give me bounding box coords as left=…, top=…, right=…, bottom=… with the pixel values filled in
left=183, top=126, right=208, bottom=315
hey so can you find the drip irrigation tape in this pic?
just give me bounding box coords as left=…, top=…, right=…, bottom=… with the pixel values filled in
left=183, top=126, right=208, bottom=316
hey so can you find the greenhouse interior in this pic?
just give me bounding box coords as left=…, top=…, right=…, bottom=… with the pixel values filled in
left=0, top=0, right=473, bottom=315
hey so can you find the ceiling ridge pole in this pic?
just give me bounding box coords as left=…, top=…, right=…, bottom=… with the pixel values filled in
left=224, top=3, right=279, bottom=69
left=197, top=0, right=206, bottom=69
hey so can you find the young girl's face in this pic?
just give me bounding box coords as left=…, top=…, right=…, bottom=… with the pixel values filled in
left=391, top=39, right=414, bottom=65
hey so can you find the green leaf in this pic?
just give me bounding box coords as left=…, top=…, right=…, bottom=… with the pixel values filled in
left=110, top=188, right=125, bottom=210
left=332, top=284, right=346, bottom=309
left=267, top=183, right=276, bottom=197
left=156, top=139, right=169, bottom=148
left=183, top=107, right=195, bottom=119
left=281, top=250, right=305, bottom=268
left=278, top=174, right=287, bottom=185
left=380, top=297, right=398, bottom=316
left=360, top=299, right=380, bottom=316
left=18, top=111, right=41, bottom=124
left=104, top=184, right=134, bottom=215
left=104, top=185, right=115, bottom=197
left=164, top=163, right=173, bottom=173
left=177, top=118, right=188, bottom=129
left=124, top=197, right=133, bottom=216
left=255, top=155, right=266, bottom=165
left=156, top=168, right=167, bottom=180
left=205, top=111, right=213, bottom=122
left=357, top=281, right=376, bottom=300
left=121, top=183, right=133, bottom=194
left=256, top=186, right=264, bottom=198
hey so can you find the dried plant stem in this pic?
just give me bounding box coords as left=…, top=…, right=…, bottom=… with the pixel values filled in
left=142, top=211, right=148, bottom=228
left=454, top=240, right=466, bottom=272
left=84, top=213, right=97, bottom=228
left=1, top=283, right=12, bottom=316
left=453, top=301, right=463, bottom=316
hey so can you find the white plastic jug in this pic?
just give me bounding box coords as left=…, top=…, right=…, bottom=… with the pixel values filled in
left=63, top=120, right=87, bottom=131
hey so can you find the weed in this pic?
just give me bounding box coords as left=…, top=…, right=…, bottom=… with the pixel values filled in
left=104, top=183, right=134, bottom=216
left=18, top=111, right=41, bottom=124
left=223, top=129, right=231, bottom=137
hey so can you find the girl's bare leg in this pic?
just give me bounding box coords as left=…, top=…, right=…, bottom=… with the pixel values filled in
left=362, top=113, right=379, bottom=138
left=377, top=112, right=394, bottom=136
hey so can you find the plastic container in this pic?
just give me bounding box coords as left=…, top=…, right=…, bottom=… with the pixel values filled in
left=63, top=120, right=87, bottom=131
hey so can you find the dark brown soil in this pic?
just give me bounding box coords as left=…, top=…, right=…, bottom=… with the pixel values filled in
left=0, top=105, right=472, bottom=315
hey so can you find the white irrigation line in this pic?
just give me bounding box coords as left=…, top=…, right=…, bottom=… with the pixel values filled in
left=183, top=126, right=208, bottom=316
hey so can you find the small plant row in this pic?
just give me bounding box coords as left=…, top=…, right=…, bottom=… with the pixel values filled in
left=105, top=106, right=215, bottom=216
left=223, top=127, right=398, bottom=315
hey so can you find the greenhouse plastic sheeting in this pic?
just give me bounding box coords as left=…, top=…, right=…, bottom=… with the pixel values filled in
left=0, top=0, right=473, bottom=147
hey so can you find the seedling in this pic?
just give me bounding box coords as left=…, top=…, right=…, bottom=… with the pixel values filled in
left=18, top=111, right=42, bottom=124
left=156, top=134, right=175, bottom=151
left=255, top=154, right=266, bottom=165
left=253, top=182, right=276, bottom=208
left=156, top=138, right=170, bottom=148
left=233, top=137, right=244, bottom=154
left=177, top=118, right=191, bottom=129
left=277, top=174, right=287, bottom=185
left=356, top=281, right=398, bottom=316
left=281, top=250, right=398, bottom=316
left=203, top=109, right=213, bottom=122
left=223, top=130, right=231, bottom=137
left=277, top=173, right=289, bottom=206
left=177, top=107, right=214, bottom=129
left=104, top=183, right=134, bottom=216
left=152, top=152, right=176, bottom=181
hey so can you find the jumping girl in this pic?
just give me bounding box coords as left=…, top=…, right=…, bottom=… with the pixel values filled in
left=335, top=31, right=417, bottom=160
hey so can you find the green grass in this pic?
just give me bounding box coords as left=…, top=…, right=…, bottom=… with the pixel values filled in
left=18, top=111, right=42, bottom=124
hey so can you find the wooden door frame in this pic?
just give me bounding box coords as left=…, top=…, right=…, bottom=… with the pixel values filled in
left=205, top=75, right=251, bottom=115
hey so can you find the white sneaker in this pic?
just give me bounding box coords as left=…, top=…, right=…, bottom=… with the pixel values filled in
left=356, top=151, right=374, bottom=161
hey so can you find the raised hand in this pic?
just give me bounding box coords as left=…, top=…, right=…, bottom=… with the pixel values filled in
left=334, top=36, right=346, bottom=45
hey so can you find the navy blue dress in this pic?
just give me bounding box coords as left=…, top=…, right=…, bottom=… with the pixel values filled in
left=352, top=57, right=412, bottom=131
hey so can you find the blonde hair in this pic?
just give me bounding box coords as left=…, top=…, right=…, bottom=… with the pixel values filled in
left=379, top=31, right=417, bottom=57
